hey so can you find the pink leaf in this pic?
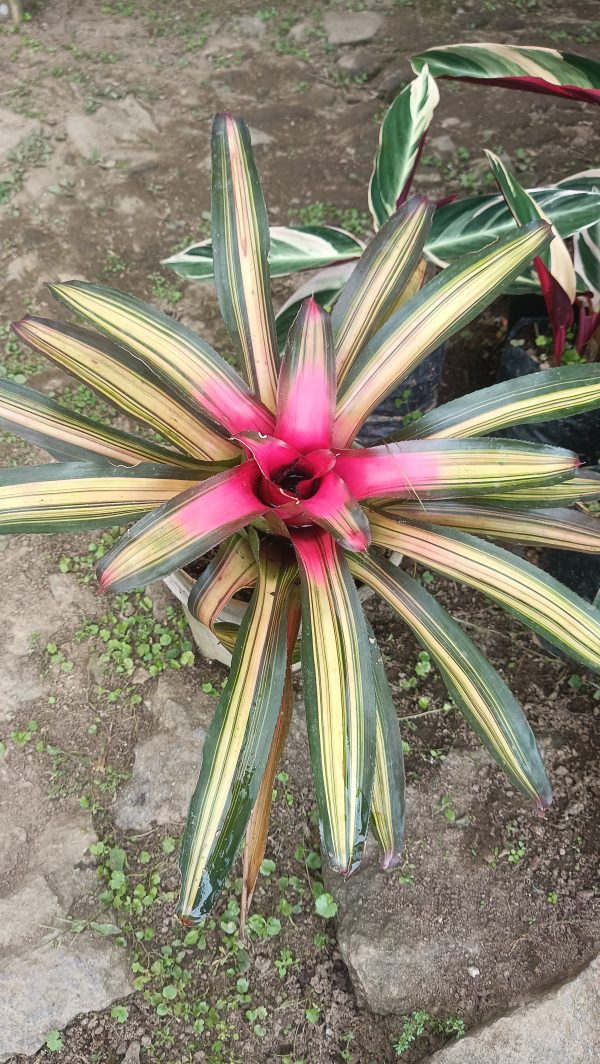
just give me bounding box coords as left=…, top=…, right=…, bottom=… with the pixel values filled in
left=299, top=471, right=371, bottom=552
left=535, top=257, right=574, bottom=365
left=335, top=445, right=441, bottom=501
left=97, top=461, right=266, bottom=593
left=235, top=432, right=301, bottom=480
left=276, top=298, right=335, bottom=452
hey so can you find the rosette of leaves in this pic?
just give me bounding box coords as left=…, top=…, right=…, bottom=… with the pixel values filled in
left=3, top=114, right=600, bottom=925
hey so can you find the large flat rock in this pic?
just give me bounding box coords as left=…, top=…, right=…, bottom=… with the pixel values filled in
left=426, top=956, right=599, bottom=1063
left=0, top=943, right=133, bottom=1060
left=0, top=760, right=134, bottom=1060
left=329, top=747, right=597, bottom=1020
left=0, top=549, right=134, bottom=1059
left=114, top=673, right=214, bottom=831
left=323, top=11, right=384, bottom=46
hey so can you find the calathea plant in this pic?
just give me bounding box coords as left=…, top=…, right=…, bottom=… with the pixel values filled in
left=3, top=115, right=600, bottom=925
left=412, top=43, right=600, bottom=362
left=165, top=57, right=600, bottom=351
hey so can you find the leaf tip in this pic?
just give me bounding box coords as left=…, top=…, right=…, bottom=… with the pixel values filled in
left=10, top=317, right=29, bottom=340
left=96, top=561, right=115, bottom=595
left=303, top=294, right=326, bottom=322
left=380, top=850, right=403, bottom=871
left=176, top=911, right=198, bottom=929
left=341, top=527, right=371, bottom=553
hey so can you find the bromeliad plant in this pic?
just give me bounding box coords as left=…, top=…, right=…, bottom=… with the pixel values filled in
left=4, top=115, right=600, bottom=926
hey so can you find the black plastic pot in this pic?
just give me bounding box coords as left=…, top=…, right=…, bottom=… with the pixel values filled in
left=497, top=313, right=600, bottom=623
left=536, top=548, right=600, bottom=608
left=496, top=317, right=600, bottom=466
left=357, top=342, right=447, bottom=445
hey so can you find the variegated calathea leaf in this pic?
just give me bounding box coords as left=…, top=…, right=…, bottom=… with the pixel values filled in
left=412, top=43, right=600, bottom=105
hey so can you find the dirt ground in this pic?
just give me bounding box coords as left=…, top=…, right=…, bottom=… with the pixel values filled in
left=1, top=1, right=599, bottom=1063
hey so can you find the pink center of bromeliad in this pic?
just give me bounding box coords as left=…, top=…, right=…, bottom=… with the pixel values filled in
left=232, top=420, right=373, bottom=553
left=235, top=432, right=343, bottom=528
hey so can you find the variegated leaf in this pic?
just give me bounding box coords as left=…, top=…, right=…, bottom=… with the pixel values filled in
left=485, top=150, right=575, bottom=360
left=48, top=282, right=274, bottom=451
left=412, top=44, right=600, bottom=105
left=385, top=501, right=600, bottom=552
left=163, top=225, right=363, bottom=283
left=369, top=66, right=440, bottom=228
left=333, top=220, right=552, bottom=446
left=292, top=528, right=375, bottom=874
left=178, top=539, right=297, bottom=923
left=275, top=261, right=356, bottom=352
left=393, top=363, right=600, bottom=441
left=485, top=150, right=576, bottom=301
left=366, top=621, right=406, bottom=868
left=97, top=462, right=266, bottom=593
left=335, top=438, right=578, bottom=502
left=368, top=512, right=600, bottom=671
left=0, top=462, right=196, bottom=534
left=211, top=113, right=279, bottom=409
left=349, top=551, right=551, bottom=809
left=333, top=197, right=432, bottom=385
left=426, top=181, right=600, bottom=267
left=574, top=219, right=600, bottom=307
left=13, top=317, right=221, bottom=462
left=0, top=377, right=204, bottom=469
left=188, top=533, right=258, bottom=630
left=241, top=596, right=301, bottom=924
left=476, top=471, right=600, bottom=509
left=276, top=298, right=335, bottom=452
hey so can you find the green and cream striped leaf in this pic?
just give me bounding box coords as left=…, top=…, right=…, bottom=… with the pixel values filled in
left=337, top=438, right=577, bottom=502
left=163, top=225, right=364, bottom=283
left=333, top=197, right=432, bottom=385
left=366, top=621, right=406, bottom=868
left=475, top=471, right=600, bottom=509
left=412, top=44, right=600, bottom=103
left=293, top=528, right=376, bottom=874
left=188, top=533, right=258, bottom=630
left=574, top=220, right=600, bottom=307
left=558, top=170, right=600, bottom=303
left=275, top=262, right=355, bottom=352
left=178, top=540, right=297, bottom=923
left=0, top=462, right=197, bottom=534
left=349, top=551, right=551, bottom=809
left=392, top=364, right=600, bottom=441
left=557, top=169, right=600, bottom=195
left=333, top=220, right=552, bottom=446
left=369, top=66, right=440, bottom=229
left=13, top=317, right=223, bottom=463
left=165, top=182, right=600, bottom=291
left=0, top=376, right=205, bottom=469
left=368, top=512, right=600, bottom=671
left=241, top=596, right=300, bottom=925
left=211, top=113, right=279, bottom=410
left=48, top=282, right=274, bottom=456
left=241, top=665, right=294, bottom=926
left=485, top=150, right=576, bottom=301
left=426, top=182, right=600, bottom=267
left=385, top=501, right=600, bottom=552
left=96, top=462, right=266, bottom=594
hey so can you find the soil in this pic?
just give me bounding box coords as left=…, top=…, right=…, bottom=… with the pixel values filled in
left=1, top=1, right=599, bottom=1063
